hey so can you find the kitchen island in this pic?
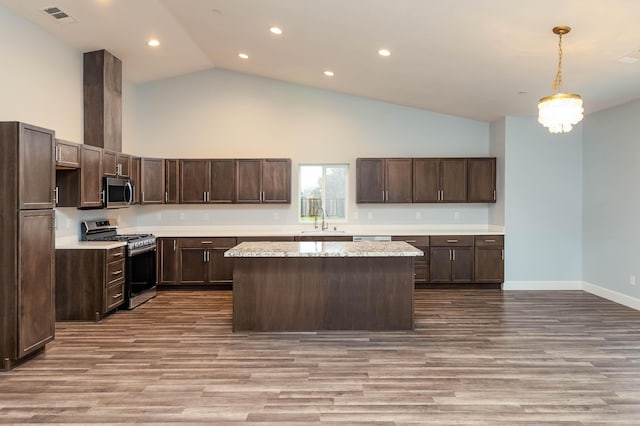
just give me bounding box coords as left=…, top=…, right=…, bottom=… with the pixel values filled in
left=225, top=241, right=423, bottom=331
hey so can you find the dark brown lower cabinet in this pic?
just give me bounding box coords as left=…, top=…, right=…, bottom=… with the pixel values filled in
left=175, top=237, right=237, bottom=285
left=429, top=236, right=474, bottom=283
left=393, top=236, right=430, bottom=284
left=55, top=246, right=126, bottom=321
left=474, top=235, right=504, bottom=283
left=157, top=238, right=178, bottom=284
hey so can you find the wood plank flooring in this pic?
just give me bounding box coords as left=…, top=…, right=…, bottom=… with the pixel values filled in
left=1, top=289, right=640, bottom=424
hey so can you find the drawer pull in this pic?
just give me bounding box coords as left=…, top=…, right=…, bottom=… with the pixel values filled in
left=112, top=293, right=123, bottom=299
left=447, top=239, right=458, bottom=243
left=404, top=240, right=417, bottom=243
left=111, top=252, right=123, bottom=257
left=111, top=270, right=123, bottom=276
left=484, top=239, right=496, bottom=243
left=201, top=241, right=213, bottom=244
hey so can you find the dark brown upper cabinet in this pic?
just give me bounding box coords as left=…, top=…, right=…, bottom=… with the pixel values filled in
left=179, top=159, right=235, bottom=204
left=413, top=158, right=466, bottom=203
left=165, top=159, right=179, bottom=204
left=130, top=157, right=140, bottom=204
left=356, top=158, right=412, bottom=203
left=467, top=157, right=496, bottom=203
left=103, top=151, right=130, bottom=178
left=235, top=159, right=290, bottom=204
left=140, top=158, right=165, bottom=204
left=79, top=145, right=104, bottom=208
left=55, top=139, right=81, bottom=169
left=84, top=49, right=122, bottom=152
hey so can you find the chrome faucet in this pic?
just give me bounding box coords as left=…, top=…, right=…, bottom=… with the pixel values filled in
left=313, top=206, right=328, bottom=231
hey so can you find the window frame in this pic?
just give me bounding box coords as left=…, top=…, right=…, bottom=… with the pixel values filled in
left=298, top=163, right=349, bottom=224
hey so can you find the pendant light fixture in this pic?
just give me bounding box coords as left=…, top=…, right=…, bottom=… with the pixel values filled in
left=538, top=26, right=584, bottom=133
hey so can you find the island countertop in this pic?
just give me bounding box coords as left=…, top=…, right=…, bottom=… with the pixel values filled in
left=224, top=241, right=423, bottom=258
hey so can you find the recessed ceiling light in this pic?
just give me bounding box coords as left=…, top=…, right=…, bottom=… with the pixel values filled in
left=147, top=39, right=160, bottom=47
left=324, top=70, right=334, bottom=77
left=378, top=49, right=391, bottom=57
left=270, top=26, right=283, bottom=35
left=238, top=53, right=249, bottom=59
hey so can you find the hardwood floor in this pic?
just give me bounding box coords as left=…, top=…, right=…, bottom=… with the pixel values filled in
left=1, top=289, right=640, bottom=424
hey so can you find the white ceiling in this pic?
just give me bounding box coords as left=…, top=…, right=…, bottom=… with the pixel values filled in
left=2, top=0, right=640, bottom=121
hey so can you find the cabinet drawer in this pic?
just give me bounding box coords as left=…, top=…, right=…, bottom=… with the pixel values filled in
left=392, top=236, right=430, bottom=246
left=474, top=235, right=504, bottom=247
left=107, top=246, right=126, bottom=262
left=106, top=259, right=125, bottom=286
left=430, top=235, right=474, bottom=247
left=56, top=139, right=81, bottom=168
left=236, top=236, right=295, bottom=243
left=105, top=282, right=125, bottom=311
left=179, top=237, right=237, bottom=248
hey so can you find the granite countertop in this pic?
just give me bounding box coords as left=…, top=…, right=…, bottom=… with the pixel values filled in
left=224, top=241, right=424, bottom=258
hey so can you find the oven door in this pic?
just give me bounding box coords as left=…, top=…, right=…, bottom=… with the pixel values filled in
left=125, top=245, right=157, bottom=309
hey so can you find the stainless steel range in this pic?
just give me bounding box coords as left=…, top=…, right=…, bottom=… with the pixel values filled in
left=81, top=219, right=157, bottom=309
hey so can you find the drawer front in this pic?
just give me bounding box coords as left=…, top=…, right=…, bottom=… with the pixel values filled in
left=474, top=235, right=504, bottom=247
left=107, top=246, right=126, bottom=262
left=106, top=259, right=125, bottom=286
left=392, top=236, right=430, bottom=247
left=179, top=237, right=237, bottom=248
left=105, top=283, right=125, bottom=312
left=56, top=141, right=81, bottom=167
left=430, top=235, right=474, bottom=247
left=236, top=236, right=295, bottom=243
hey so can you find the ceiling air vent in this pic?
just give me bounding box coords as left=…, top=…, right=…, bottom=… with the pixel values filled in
left=41, top=6, right=77, bottom=24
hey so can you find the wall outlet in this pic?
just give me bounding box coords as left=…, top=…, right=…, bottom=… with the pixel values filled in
left=630, top=275, right=636, bottom=286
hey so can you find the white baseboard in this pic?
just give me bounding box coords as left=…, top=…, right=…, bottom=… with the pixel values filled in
left=502, top=281, right=583, bottom=291
left=582, top=281, right=640, bottom=311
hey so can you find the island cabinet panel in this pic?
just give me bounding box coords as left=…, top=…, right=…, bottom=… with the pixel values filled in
left=56, top=246, right=125, bottom=321
left=429, top=236, right=474, bottom=283
left=474, top=235, right=504, bottom=283
left=393, top=236, right=429, bottom=284
left=356, top=158, right=412, bottom=203
left=467, top=157, right=496, bottom=203
left=176, top=237, right=237, bottom=285
left=233, top=256, right=414, bottom=331
left=157, top=238, right=178, bottom=284
left=55, top=139, right=81, bottom=169
left=140, top=158, right=165, bottom=204
left=164, top=159, right=179, bottom=204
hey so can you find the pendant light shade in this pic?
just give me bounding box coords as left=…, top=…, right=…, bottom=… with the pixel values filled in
left=538, top=26, right=583, bottom=134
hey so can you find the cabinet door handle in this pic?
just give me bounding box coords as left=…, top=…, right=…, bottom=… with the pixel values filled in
left=207, top=250, right=210, bottom=262
left=452, top=249, right=456, bottom=261
left=207, top=192, right=210, bottom=202
left=142, top=191, right=145, bottom=203
left=203, top=251, right=207, bottom=262
left=449, top=249, right=452, bottom=261
left=54, top=187, right=59, bottom=204
left=112, top=270, right=122, bottom=276
left=112, top=293, right=123, bottom=299
left=501, top=249, right=504, bottom=260
left=203, top=192, right=207, bottom=202
left=165, top=191, right=168, bottom=202
left=173, top=239, right=177, bottom=251
left=493, top=190, right=496, bottom=201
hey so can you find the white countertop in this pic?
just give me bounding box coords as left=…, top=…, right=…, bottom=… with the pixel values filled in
left=224, top=241, right=424, bottom=258
left=125, top=224, right=504, bottom=237
left=55, top=240, right=127, bottom=250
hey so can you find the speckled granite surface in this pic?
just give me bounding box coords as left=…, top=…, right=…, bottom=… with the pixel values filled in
left=224, top=241, right=423, bottom=257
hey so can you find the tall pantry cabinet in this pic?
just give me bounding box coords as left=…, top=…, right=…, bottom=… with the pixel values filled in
left=0, top=122, right=56, bottom=370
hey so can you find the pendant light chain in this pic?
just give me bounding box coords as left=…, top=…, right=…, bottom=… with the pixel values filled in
left=552, top=32, right=564, bottom=92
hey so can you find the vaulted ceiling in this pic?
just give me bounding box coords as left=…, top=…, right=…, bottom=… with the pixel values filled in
left=2, top=0, right=640, bottom=121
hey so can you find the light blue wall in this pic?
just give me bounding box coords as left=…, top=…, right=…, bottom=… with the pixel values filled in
left=134, top=68, right=492, bottom=228
left=583, top=99, right=640, bottom=299
left=503, top=117, right=583, bottom=283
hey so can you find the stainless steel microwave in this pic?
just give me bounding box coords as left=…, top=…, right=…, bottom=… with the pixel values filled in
left=103, top=177, right=134, bottom=208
